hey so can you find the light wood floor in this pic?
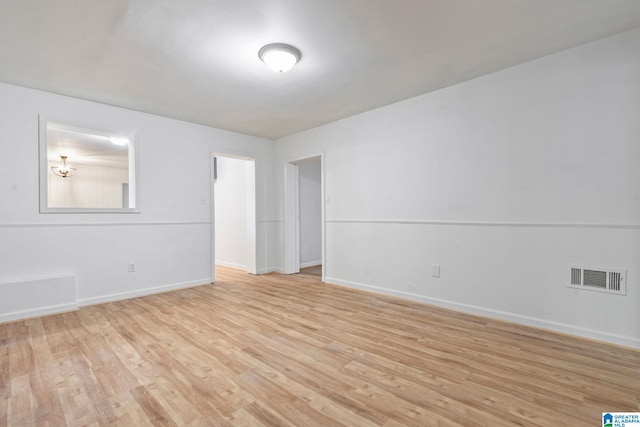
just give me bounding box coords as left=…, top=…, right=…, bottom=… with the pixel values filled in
left=2, top=267, right=638, bottom=426
left=300, top=264, right=322, bottom=277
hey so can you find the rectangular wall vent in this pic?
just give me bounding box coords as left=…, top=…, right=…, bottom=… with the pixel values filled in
left=583, top=269, right=607, bottom=289
left=570, top=267, right=581, bottom=286
left=609, top=272, right=622, bottom=291
left=568, top=265, right=627, bottom=295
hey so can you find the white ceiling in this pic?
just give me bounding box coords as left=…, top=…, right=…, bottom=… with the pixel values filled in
left=1, top=0, right=640, bottom=139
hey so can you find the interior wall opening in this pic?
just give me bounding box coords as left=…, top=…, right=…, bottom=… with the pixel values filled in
left=212, top=154, right=257, bottom=281
left=284, top=154, right=324, bottom=281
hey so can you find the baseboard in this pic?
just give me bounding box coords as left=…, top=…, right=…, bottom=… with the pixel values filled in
left=215, top=260, right=247, bottom=270
left=324, top=276, right=640, bottom=350
left=217, top=265, right=284, bottom=275
left=78, top=278, right=210, bottom=307
left=2, top=278, right=212, bottom=323
left=256, top=264, right=318, bottom=274
left=257, top=267, right=285, bottom=274
left=0, top=302, right=79, bottom=324
left=300, top=260, right=322, bottom=268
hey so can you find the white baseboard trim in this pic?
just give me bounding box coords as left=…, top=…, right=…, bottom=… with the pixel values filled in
left=257, top=267, right=285, bottom=274
left=216, top=265, right=283, bottom=275
left=0, top=302, right=79, bottom=324
left=300, top=261, right=322, bottom=268
left=324, top=276, right=640, bottom=350
left=255, top=264, right=320, bottom=274
left=215, top=260, right=247, bottom=270
left=78, top=278, right=211, bottom=307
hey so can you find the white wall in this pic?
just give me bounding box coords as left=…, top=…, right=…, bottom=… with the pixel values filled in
left=214, top=156, right=248, bottom=269
left=2, top=27, right=638, bottom=349
left=298, top=159, right=322, bottom=267
left=0, top=82, right=274, bottom=321
left=274, top=28, right=640, bottom=348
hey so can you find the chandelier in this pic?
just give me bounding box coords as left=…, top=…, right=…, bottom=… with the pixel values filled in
left=51, top=155, right=78, bottom=178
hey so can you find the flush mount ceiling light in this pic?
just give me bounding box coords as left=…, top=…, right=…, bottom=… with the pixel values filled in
left=51, top=155, right=78, bottom=178
left=258, top=43, right=301, bottom=73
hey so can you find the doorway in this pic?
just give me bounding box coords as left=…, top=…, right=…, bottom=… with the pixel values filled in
left=211, top=154, right=257, bottom=282
left=284, top=154, right=324, bottom=281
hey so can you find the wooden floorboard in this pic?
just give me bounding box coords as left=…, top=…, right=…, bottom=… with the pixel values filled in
left=2, top=266, right=639, bottom=426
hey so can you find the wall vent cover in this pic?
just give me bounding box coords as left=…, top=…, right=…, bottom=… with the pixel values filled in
left=568, top=265, right=626, bottom=295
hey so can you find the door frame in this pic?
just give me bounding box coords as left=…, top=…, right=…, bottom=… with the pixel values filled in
left=284, top=152, right=325, bottom=282
left=211, top=150, right=257, bottom=282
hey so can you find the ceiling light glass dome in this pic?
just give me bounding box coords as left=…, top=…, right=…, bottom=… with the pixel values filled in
left=259, top=43, right=302, bottom=73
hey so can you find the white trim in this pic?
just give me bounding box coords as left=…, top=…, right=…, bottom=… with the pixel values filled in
left=0, top=221, right=211, bottom=228
left=212, top=150, right=255, bottom=161
left=1, top=278, right=211, bottom=323
left=324, top=276, right=640, bottom=350
left=245, top=160, right=257, bottom=275
left=325, top=219, right=640, bottom=229
left=320, top=153, right=326, bottom=283
left=284, top=152, right=326, bottom=281
left=0, top=302, right=79, bottom=324
left=210, top=149, right=259, bottom=280
left=210, top=154, right=216, bottom=283
left=284, top=163, right=300, bottom=274
left=215, top=260, right=247, bottom=270
left=38, top=115, right=141, bottom=214
left=258, top=267, right=285, bottom=274
left=300, top=260, right=322, bottom=268
left=286, top=153, right=324, bottom=165
left=78, top=278, right=210, bottom=307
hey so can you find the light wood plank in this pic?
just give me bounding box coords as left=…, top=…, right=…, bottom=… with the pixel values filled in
left=1, top=265, right=638, bottom=426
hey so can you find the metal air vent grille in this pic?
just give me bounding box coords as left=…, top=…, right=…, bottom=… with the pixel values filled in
left=568, top=265, right=626, bottom=295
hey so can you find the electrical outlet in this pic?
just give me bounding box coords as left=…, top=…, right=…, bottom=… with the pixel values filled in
left=128, top=263, right=135, bottom=272
left=431, top=264, right=440, bottom=278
